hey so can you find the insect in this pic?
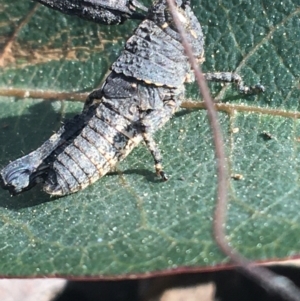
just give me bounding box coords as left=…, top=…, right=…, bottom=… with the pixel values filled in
left=0, top=0, right=264, bottom=196
left=34, top=0, right=148, bottom=24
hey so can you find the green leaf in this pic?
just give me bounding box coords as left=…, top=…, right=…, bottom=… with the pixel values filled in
left=0, top=0, right=299, bottom=277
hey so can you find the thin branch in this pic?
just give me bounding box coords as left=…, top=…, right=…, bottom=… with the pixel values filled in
left=1, top=88, right=300, bottom=119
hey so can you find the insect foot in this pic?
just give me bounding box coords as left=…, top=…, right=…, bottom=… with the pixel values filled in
left=34, top=0, right=148, bottom=25
left=1, top=0, right=264, bottom=196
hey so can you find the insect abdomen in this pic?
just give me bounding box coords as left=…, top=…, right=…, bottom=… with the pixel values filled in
left=44, top=102, right=142, bottom=195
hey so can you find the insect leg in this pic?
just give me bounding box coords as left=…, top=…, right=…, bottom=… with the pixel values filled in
left=139, top=99, right=180, bottom=181
left=142, top=130, right=168, bottom=181
left=204, top=72, right=265, bottom=94
left=34, top=0, right=147, bottom=25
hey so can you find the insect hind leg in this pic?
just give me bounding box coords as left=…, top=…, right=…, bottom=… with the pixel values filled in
left=139, top=98, right=180, bottom=181
left=204, top=72, right=265, bottom=94
left=141, top=130, right=168, bottom=181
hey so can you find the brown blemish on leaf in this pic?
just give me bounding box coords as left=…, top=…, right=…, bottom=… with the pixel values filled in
left=0, top=4, right=40, bottom=67
left=0, top=4, right=123, bottom=68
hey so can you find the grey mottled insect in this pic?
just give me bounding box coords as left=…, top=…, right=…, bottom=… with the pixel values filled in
left=0, top=0, right=264, bottom=196
left=34, top=0, right=148, bottom=24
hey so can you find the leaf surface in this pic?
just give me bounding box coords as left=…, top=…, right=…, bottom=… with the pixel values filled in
left=0, top=0, right=299, bottom=277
